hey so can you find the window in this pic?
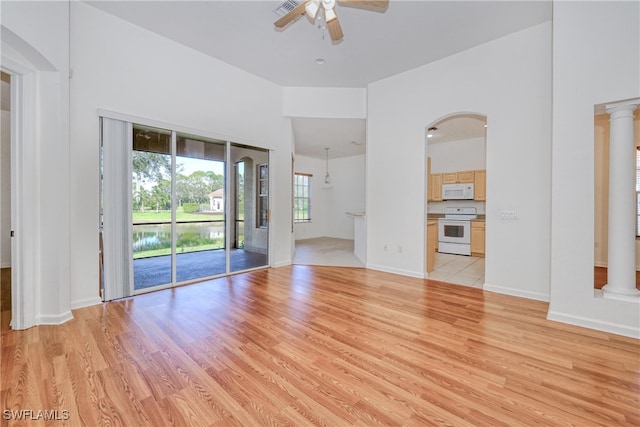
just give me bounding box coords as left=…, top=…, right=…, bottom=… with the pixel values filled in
left=257, top=164, right=268, bottom=228
left=294, top=173, right=311, bottom=222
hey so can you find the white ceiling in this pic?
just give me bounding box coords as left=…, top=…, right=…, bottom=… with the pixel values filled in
left=86, top=0, right=551, bottom=158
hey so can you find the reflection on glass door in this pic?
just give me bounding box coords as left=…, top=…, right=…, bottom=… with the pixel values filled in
left=174, top=134, right=226, bottom=283
left=229, top=144, right=269, bottom=273
left=235, top=161, right=245, bottom=250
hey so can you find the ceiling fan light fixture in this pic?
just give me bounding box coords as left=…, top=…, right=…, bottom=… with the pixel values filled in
left=322, top=0, right=336, bottom=10
left=274, top=0, right=388, bottom=43
left=305, top=0, right=320, bottom=19
left=324, top=7, right=337, bottom=22
left=322, top=147, right=333, bottom=189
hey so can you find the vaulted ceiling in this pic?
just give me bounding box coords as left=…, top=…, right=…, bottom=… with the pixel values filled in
left=87, top=1, right=552, bottom=158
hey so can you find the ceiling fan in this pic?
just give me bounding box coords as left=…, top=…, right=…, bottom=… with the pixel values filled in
left=274, top=0, right=389, bottom=43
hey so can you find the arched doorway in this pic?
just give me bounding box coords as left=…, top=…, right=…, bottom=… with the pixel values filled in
left=425, top=112, right=487, bottom=287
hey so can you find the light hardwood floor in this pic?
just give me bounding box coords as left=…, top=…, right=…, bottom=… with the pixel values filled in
left=1, top=266, right=639, bottom=426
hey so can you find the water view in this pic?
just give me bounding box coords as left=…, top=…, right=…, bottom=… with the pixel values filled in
left=133, top=222, right=226, bottom=258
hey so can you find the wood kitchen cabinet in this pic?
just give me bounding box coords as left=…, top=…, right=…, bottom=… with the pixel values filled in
left=429, top=173, right=443, bottom=201
left=442, top=172, right=458, bottom=184
left=474, top=169, right=486, bottom=201
left=426, top=221, right=437, bottom=273
left=471, top=220, right=485, bottom=257
left=457, top=170, right=475, bottom=183
left=426, top=157, right=432, bottom=201
left=442, top=170, right=475, bottom=184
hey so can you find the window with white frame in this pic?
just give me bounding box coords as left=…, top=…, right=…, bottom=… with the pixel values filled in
left=257, top=163, right=268, bottom=228
left=294, top=173, right=311, bottom=222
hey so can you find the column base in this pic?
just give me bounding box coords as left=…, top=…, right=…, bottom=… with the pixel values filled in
left=602, top=284, right=640, bottom=302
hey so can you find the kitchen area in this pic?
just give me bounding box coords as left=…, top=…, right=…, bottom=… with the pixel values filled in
left=425, top=114, right=487, bottom=287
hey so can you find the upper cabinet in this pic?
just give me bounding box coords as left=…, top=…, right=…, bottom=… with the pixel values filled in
left=428, top=169, right=486, bottom=202
left=442, top=170, right=474, bottom=184
left=427, top=157, right=443, bottom=202
left=474, top=170, right=486, bottom=201
left=430, top=174, right=443, bottom=201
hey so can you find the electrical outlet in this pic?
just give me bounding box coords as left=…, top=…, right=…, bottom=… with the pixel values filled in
left=384, top=244, right=388, bottom=251
left=398, top=246, right=403, bottom=253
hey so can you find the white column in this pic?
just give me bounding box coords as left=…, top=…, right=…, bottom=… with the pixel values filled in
left=603, top=100, right=640, bottom=301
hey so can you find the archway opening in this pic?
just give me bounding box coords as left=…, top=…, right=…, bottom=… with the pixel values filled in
left=425, top=112, right=487, bottom=288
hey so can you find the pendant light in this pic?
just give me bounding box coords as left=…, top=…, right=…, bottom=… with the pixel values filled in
left=322, top=147, right=333, bottom=189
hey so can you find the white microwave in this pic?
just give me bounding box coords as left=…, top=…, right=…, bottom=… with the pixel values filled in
left=442, top=183, right=474, bottom=200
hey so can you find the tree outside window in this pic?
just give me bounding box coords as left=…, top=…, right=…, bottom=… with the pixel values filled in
left=294, top=173, right=311, bottom=222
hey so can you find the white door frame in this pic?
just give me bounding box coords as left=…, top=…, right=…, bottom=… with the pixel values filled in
left=2, top=43, right=44, bottom=330
left=2, top=68, right=32, bottom=330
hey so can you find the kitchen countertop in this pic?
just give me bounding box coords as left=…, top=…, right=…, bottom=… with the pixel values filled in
left=427, top=214, right=485, bottom=220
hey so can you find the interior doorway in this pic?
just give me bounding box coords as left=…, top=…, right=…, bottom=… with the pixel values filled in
left=425, top=113, right=487, bottom=287
left=0, top=71, right=11, bottom=331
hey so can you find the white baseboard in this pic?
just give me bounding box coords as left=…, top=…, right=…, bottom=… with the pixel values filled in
left=271, top=259, right=292, bottom=268
left=35, top=310, right=74, bottom=326
left=366, top=263, right=424, bottom=279
left=0, top=262, right=10, bottom=269
left=483, top=282, right=550, bottom=302
left=594, top=261, right=640, bottom=270
left=71, top=296, right=103, bottom=310
left=547, top=309, right=640, bottom=339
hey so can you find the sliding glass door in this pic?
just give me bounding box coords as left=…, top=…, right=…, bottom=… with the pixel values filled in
left=131, top=125, right=173, bottom=290
left=100, top=116, right=270, bottom=300
left=174, top=134, right=227, bottom=283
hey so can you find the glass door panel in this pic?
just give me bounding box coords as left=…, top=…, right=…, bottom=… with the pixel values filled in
left=132, top=125, right=173, bottom=290
left=175, top=134, right=227, bottom=283
left=129, top=124, right=269, bottom=291
left=229, top=144, right=269, bottom=273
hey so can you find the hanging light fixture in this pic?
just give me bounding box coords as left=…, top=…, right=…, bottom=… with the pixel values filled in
left=322, top=147, right=333, bottom=189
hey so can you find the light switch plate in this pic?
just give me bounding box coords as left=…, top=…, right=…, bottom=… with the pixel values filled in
left=500, top=209, right=519, bottom=220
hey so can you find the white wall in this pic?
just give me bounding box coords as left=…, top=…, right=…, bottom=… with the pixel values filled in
left=325, top=154, right=366, bottom=239
left=549, top=1, right=640, bottom=338
left=429, top=137, right=486, bottom=173
left=2, top=0, right=72, bottom=326
left=367, top=22, right=552, bottom=298
left=68, top=2, right=293, bottom=305
left=294, top=153, right=365, bottom=241
left=283, top=87, right=367, bottom=119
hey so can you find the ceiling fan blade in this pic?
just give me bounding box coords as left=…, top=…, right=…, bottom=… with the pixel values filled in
left=274, top=2, right=308, bottom=29
left=338, top=0, right=389, bottom=12
left=326, top=14, right=344, bottom=43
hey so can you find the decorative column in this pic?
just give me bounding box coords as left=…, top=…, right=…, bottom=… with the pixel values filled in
left=603, top=99, right=640, bottom=301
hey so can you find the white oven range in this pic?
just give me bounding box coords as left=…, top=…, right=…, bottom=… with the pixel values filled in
left=438, top=207, right=477, bottom=256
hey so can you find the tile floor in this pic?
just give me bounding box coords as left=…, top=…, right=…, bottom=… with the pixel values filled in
left=293, top=237, right=364, bottom=268
left=428, top=252, right=485, bottom=288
